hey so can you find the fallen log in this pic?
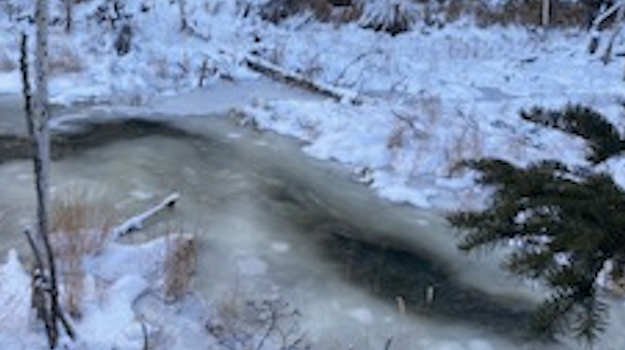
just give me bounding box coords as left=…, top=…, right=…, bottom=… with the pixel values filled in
left=244, top=54, right=361, bottom=104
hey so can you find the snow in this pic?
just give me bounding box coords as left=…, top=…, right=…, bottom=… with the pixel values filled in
left=0, top=250, right=31, bottom=335
left=75, top=275, right=149, bottom=350
left=2, top=0, right=625, bottom=349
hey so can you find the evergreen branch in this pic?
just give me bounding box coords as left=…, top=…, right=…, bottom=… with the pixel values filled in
left=448, top=104, right=625, bottom=344
left=521, top=105, right=625, bottom=163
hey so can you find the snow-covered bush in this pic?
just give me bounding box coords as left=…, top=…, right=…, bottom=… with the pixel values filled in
left=359, top=0, right=419, bottom=35
left=0, top=0, right=33, bottom=22
left=259, top=0, right=317, bottom=23
left=84, top=0, right=133, bottom=30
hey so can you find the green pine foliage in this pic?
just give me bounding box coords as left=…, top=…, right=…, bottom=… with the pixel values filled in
left=448, top=105, right=625, bottom=345
left=520, top=104, right=625, bottom=163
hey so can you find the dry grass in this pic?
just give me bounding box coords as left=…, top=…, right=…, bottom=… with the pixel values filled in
left=260, top=0, right=360, bottom=24
left=162, top=232, right=197, bottom=302
left=50, top=186, right=117, bottom=317
left=258, top=0, right=592, bottom=28
left=470, top=0, right=590, bottom=28
left=443, top=111, right=483, bottom=177
left=360, top=1, right=419, bottom=35
left=49, top=45, right=83, bottom=75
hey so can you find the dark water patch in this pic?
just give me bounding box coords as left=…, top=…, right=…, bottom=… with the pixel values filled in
left=0, top=134, right=31, bottom=163
left=251, top=178, right=537, bottom=339
left=0, top=119, right=199, bottom=164
left=51, top=118, right=197, bottom=158
left=313, top=221, right=535, bottom=339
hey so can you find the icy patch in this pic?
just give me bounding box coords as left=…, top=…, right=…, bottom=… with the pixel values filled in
left=237, top=255, right=268, bottom=276
left=270, top=241, right=291, bottom=253
left=347, top=308, right=373, bottom=324
left=129, top=189, right=155, bottom=201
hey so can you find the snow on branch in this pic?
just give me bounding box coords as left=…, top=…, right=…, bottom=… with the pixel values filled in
left=588, top=0, right=625, bottom=63
left=112, top=192, right=180, bottom=239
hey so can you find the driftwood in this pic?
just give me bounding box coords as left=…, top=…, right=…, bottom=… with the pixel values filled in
left=112, top=192, right=180, bottom=239
left=244, top=54, right=361, bottom=104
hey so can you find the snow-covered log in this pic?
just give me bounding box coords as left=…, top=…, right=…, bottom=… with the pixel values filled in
left=244, top=54, right=361, bottom=104
left=112, top=192, right=180, bottom=239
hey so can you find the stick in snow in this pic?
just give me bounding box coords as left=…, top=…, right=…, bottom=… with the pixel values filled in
left=112, top=192, right=180, bottom=239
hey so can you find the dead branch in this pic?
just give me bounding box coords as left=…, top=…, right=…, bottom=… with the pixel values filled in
left=112, top=192, right=180, bottom=239
left=588, top=1, right=625, bottom=63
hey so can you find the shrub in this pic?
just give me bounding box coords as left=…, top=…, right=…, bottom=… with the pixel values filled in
left=50, top=185, right=117, bottom=317
left=359, top=0, right=419, bottom=35
left=259, top=0, right=360, bottom=24
left=206, top=295, right=310, bottom=350
left=473, top=0, right=590, bottom=28
left=162, top=232, right=197, bottom=302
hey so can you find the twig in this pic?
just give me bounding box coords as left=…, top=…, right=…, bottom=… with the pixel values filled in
left=333, top=49, right=382, bottom=85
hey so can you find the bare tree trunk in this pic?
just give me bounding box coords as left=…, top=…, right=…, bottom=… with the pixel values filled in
left=20, top=1, right=76, bottom=347
left=33, top=1, right=58, bottom=345
left=541, top=0, right=550, bottom=28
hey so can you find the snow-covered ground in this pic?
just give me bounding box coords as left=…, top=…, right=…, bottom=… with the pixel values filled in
left=3, top=0, right=624, bottom=211
left=2, top=0, right=625, bottom=349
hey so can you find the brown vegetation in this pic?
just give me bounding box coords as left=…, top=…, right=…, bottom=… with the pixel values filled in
left=260, top=0, right=361, bottom=23
left=162, top=232, right=197, bottom=302
left=0, top=52, right=16, bottom=72
left=50, top=186, right=117, bottom=317
left=259, top=0, right=594, bottom=29
left=471, top=0, right=590, bottom=28
left=49, top=45, right=83, bottom=75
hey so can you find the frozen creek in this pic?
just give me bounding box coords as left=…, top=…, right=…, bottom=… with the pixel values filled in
left=0, top=83, right=622, bottom=350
